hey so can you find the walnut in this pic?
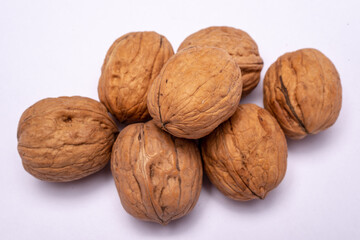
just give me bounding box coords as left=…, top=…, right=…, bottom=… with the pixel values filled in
left=111, top=120, right=202, bottom=225
left=98, top=31, right=174, bottom=123
left=17, top=96, right=118, bottom=182
left=263, top=48, right=342, bottom=139
left=147, top=46, right=243, bottom=139
left=201, top=104, right=287, bottom=201
left=178, top=26, right=263, bottom=96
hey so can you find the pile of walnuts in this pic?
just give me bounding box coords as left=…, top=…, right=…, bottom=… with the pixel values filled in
left=17, top=26, right=342, bottom=225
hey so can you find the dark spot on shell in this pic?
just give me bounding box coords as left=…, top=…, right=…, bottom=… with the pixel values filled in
left=161, top=206, right=166, bottom=213
left=150, top=163, right=155, bottom=178
left=63, top=116, right=72, bottom=123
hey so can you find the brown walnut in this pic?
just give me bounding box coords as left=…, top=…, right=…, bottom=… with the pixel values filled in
left=98, top=31, right=174, bottom=123
left=201, top=104, right=287, bottom=201
left=111, top=120, right=202, bottom=225
left=178, top=26, right=263, bottom=96
left=17, top=96, right=118, bottom=182
left=147, top=46, right=242, bottom=139
left=263, top=48, right=342, bottom=139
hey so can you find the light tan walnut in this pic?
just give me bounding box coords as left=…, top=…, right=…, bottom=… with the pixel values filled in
left=178, top=26, right=263, bottom=96
left=98, top=31, right=174, bottom=123
left=17, top=96, right=118, bottom=182
left=147, top=46, right=242, bottom=139
left=201, top=104, right=287, bottom=201
left=263, top=48, right=342, bottom=139
left=111, top=120, right=202, bottom=225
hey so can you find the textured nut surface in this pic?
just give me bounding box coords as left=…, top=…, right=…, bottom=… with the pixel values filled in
left=98, top=31, right=174, bottom=123
left=111, top=120, right=202, bottom=225
left=17, top=96, right=118, bottom=182
left=201, top=104, right=287, bottom=201
left=178, top=26, right=263, bottom=96
left=263, top=48, right=342, bottom=139
left=147, top=46, right=242, bottom=139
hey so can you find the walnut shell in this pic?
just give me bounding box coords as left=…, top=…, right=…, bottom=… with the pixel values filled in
left=111, top=120, right=202, bottom=225
left=98, top=31, right=174, bottom=123
left=263, top=48, right=342, bottom=139
left=147, top=46, right=242, bottom=139
left=17, top=96, right=118, bottom=182
left=201, top=104, right=287, bottom=201
left=178, top=26, right=263, bottom=96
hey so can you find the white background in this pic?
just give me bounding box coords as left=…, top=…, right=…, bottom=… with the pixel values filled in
left=1, top=0, right=360, bottom=239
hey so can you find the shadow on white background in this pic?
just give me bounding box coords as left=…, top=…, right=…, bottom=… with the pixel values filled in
left=33, top=164, right=114, bottom=200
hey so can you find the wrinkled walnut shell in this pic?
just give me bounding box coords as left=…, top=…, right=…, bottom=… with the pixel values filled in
left=201, top=104, right=287, bottom=201
left=98, top=31, right=174, bottom=123
left=263, top=48, right=342, bottom=139
left=17, top=96, right=118, bottom=182
left=111, top=120, right=202, bottom=225
left=178, top=26, right=263, bottom=96
left=147, top=46, right=242, bottom=139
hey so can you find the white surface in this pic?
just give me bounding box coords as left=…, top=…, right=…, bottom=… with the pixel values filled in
left=1, top=0, right=360, bottom=239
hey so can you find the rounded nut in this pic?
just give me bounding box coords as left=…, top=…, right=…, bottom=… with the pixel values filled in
left=201, top=104, right=287, bottom=201
left=111, top=120, right=202, bottom=225
left=98, top=31, right=174, bottom=123
left=178, top=26, right=263, bottom=96
left=147, top=46, right=242, bottom=139
left=263, top=48, right=342, bottom=139
left=17, top=96, right=118, bottom=182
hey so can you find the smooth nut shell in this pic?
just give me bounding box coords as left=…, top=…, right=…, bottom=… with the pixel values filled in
left=17, top=96, right=118, bottom=182
left=111, top=120, right=202, bottom=225
left=201, top=104, right=287, bottom=201
left=263, top=48, right=342, bottom=139
left=98, top=31, right=174, bottom=123
left=147, top=46, right=242, bottom=139
left=178, top=26, right=263, bottom=96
